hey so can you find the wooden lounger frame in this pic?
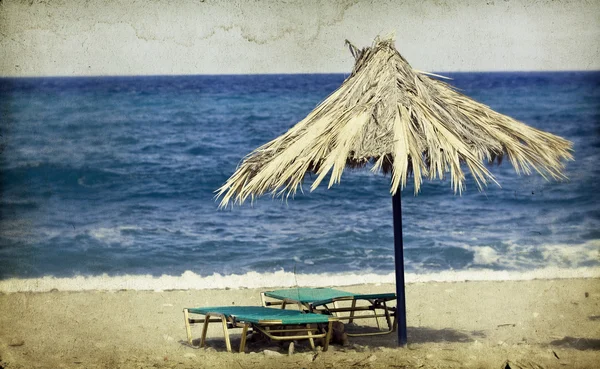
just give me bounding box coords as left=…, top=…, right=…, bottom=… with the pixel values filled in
left=260, top=293, right=397, bottom=337
left=183, top=308, right=334, bottom=353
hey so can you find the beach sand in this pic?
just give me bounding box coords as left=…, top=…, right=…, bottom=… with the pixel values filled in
left=1, top=278, right=599, bottom=368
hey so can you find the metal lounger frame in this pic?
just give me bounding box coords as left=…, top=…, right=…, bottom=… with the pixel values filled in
left=260, top=292, right=397, bottom=337
left=183, top=308, right=334, bottom=353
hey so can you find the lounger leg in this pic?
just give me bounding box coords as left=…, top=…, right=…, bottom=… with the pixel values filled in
left=183, top=309, right=193, bottom=346
left=260, top=292, right=267, bottom=307
left=306, top=324, right=315, bottom=350
left=200, top=314, right=210, bottom=348
left=348, top=300, right=357, bottom=323
left=221, top=317, right=232, bottom=353
left=239, top=324, right=249, bottom=353
left=323, top=321, right=333, bottom=352
left=383, top=301, right=393, bottom=332
left=332, top=301, right=340, bottom=317
left=373, top=302, right=382, bottom=330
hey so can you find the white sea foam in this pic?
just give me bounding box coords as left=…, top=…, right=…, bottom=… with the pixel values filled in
left=1, top=267, right=599, bottom=293
left=88, top=225, right=142, bottom=246
left=457, top=239, right=600, bottom=268
left=471, top=246, right=501, bottom=265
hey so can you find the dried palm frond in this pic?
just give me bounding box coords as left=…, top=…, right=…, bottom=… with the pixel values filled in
left=217, top=35, right=573, bottom=207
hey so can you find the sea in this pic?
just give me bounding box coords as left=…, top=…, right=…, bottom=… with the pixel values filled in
left=0, top=72, right=599, bottom=292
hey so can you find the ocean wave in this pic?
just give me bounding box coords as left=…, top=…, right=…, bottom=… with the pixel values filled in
left=453, top=239, right=600, bottom=269
left=88, top=226, right=142, bottom=246
left=1, top=267, right=599, bottom=293
left=2, top=161, right=124, bottom=190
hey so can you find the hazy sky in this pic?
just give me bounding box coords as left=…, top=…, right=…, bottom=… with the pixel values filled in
left=1, top=0, right=598, bottom=77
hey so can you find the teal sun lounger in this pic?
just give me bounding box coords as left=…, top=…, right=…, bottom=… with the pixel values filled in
left=183, top=306, right=336, bottom=353
left=261, top=287, right=397, bottom=336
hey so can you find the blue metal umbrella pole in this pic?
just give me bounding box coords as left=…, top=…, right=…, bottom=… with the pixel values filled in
left=392, top=190, right=408, bottom=346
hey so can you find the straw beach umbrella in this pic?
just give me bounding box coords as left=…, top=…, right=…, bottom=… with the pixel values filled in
left=217, top=35, right=573, bottom=346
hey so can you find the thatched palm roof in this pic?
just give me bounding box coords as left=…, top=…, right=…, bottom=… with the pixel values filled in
left=217, top=35, right=573, bottom=207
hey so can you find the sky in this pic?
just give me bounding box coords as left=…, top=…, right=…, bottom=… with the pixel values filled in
left=0, top=0, right=598, bottom=77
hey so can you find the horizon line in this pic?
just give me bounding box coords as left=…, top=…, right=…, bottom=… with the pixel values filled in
left=1, top=69, right=599, bottom=80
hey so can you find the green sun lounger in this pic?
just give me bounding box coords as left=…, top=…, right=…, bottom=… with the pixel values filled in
left=183, top=306, right=336, bottom=353
left=260, top=287, right=397, bottom=337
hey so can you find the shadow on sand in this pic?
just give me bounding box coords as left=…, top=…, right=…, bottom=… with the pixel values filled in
left=549, top=336, right=600, bottom=351
left=348, top=326, right=485, bottom=348
left=180, top=326, right=486, bottom=352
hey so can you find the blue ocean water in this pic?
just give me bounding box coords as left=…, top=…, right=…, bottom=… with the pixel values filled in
left=0, top=72, right=599, bottom=284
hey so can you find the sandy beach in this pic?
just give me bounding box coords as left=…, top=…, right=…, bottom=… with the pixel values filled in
left=1, top=278, right=599, bottom=369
